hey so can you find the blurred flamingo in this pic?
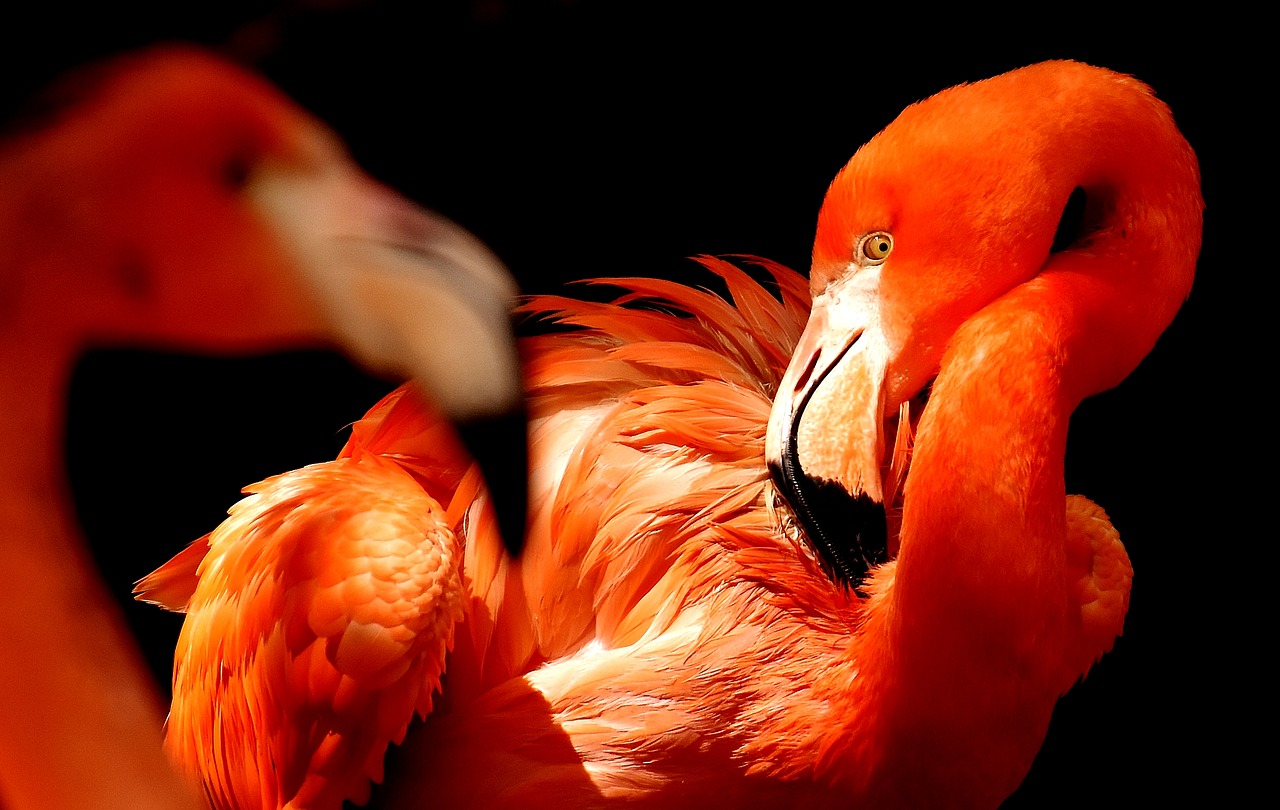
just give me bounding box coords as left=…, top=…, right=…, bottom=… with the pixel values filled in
left=1, top=46, right=526, bottom=810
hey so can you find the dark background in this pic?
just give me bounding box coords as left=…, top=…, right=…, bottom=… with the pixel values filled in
left=4, top=2, right=1243, bottom=807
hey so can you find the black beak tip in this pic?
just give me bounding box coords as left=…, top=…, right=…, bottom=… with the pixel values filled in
left=453, top=406, right=530, bottom=558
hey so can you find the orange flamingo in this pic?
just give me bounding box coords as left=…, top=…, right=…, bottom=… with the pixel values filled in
left=139, top=60, right=1202, bottom=808
left=1, top=46, right=526, bottom=810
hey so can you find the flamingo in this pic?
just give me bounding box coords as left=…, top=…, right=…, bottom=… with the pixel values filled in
left=138, top=59, right=1202, bottom=808
left=0, top=46, right=527, bottom=810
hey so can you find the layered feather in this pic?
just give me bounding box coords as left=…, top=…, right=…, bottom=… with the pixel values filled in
left=139, top=454, right=464, bottom=809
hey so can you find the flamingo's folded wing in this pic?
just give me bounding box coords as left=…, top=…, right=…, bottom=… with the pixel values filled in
left=139, top=454, right=462, bottom=810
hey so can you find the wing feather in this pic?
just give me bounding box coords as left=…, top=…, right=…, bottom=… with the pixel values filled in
left=163, top=454, right=462, bottom=810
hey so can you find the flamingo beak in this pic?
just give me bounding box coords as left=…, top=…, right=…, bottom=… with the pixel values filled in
left=247, top=158, right=529, bottom=556
left=765, top=267, right=894, bottom=590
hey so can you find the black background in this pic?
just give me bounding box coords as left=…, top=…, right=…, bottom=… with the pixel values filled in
left=3, top=2, right=1245, bottom=807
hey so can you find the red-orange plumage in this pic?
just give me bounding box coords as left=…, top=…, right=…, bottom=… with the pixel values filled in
left=155, top=455, right=463, bottom=809
left=141, top=60, right=1202, bottom=809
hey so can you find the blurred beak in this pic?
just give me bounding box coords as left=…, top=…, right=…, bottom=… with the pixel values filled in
left=248, top=158, right=528, bottom=555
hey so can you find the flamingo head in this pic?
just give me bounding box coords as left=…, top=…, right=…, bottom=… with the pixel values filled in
left=765, top=61, right=1201, bottom=589
left=2, top=46, right=530, bottom=552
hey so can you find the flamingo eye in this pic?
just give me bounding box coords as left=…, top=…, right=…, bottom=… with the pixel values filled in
left=220, top=147, right=256, bottom=192
left=859, top=232, right=893, bottom=264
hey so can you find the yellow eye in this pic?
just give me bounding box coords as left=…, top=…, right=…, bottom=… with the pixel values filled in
left=859, top=232, right=893, bottom=264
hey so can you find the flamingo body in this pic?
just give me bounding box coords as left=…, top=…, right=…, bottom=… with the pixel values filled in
left=142, top=60, right=1202, bottom=808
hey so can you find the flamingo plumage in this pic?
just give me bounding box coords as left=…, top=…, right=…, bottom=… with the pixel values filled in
left=0, top=46, right=526, bottom=810
left=139, top=59, right=1202, bottom=808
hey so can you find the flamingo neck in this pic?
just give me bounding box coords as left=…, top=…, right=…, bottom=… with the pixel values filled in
left=0, top=344, right=200, bottom=809
left=899, top=292, right=1074, bottom=667
left=822, top=295, right=1079, bottom=804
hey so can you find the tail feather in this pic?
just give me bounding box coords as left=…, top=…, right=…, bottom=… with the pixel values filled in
left=133, top=534, right=211, bottom=613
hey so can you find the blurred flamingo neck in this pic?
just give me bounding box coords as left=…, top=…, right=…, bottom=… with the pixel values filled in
left=0, top=343, right=69, bottom=486
left=0, top=346, right=199, bottom=809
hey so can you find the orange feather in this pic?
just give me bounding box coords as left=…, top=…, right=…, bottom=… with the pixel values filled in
left=140, top=60, right=1201, bottom=809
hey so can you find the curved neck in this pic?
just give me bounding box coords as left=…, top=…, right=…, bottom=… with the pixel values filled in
left=895, top=286, right=1074, bottom=673
left=832, top=288, right=1080, bottom=804
left=872, top=81, right=1203, bottom=726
